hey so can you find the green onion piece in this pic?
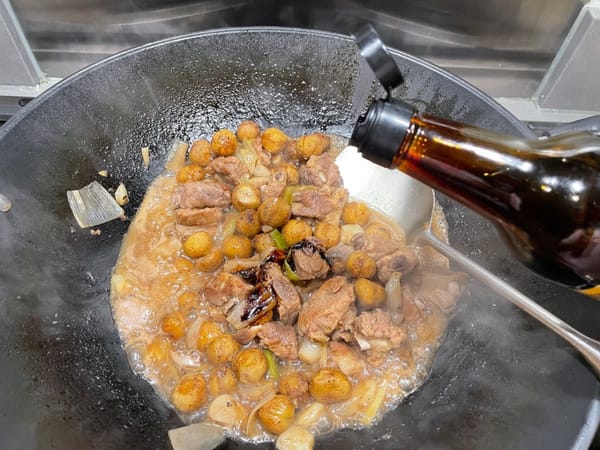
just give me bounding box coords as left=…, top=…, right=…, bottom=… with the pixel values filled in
left=263, top=349, right=279, bottom=380
left=270, top=229, right=288, bottom=250
left=282, top=186, right=295, bottom=204
left=283, top=259, right=300, bottom=282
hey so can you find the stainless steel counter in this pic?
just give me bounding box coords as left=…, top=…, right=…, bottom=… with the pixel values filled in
left=1, top=0, right=599, bottom=122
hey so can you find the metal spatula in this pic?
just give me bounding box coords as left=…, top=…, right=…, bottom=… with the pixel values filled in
left=336, top=144, right=600, bottom=379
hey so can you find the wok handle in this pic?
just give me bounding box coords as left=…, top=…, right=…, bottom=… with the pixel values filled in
left=416, top=230, right=600, bottom=380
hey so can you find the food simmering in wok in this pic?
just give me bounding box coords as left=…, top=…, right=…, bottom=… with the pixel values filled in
left=110, top=120, right=464, bottom=448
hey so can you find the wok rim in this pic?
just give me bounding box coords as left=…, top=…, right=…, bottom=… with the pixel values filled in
left=0, top=26, right=535, bottom=140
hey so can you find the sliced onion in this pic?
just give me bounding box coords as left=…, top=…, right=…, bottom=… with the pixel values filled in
left=354, top=334, right=371, bottom=351
left=385, top=272, right=404, bottom=325
left=360, top=385, right=387, bottom=425
left=294, top=402, right=333, bottom=435
left=253, top=163, right=271, bottom=177
left=276, top=425, right=315, bottom=450
left=237, top=142, right=258, bottom=173
left=169, top=349, right=204, bottom=369
left=186, top=316, right=205, bottom=348
left=67, top=181, right=124, bottom=228
left=298, top=338, right=325, bottom=365
left=245, top=389, right=277, bottom=437
left=335, top=378, right=377, bottom=419
left=168, top=422, right=225, bottom=450
left=165, top=140, right=189, bottom=172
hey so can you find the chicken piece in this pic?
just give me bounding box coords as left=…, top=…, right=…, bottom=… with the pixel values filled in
left=201, top=272, right=253, bottom=306
left=290, top=238, right=329, bottom=281
left=172, top=181, right=231, bottom=209
left=263, top=263, right=302, bottom=325
left=376, top=248, right=418, bottom=283
left=362, top=234, right=405, bottom=259
left=210, top=156, right=249, bottom=184
left=174, top=207, right=223, bottom=226
left=354, top=309, right=407, bottom=351
left=297, top=276, right=355, bottom=342
left=257, top=322, right=299, bottom=360
left=291, top=188, right=334, bottom=219
left=261, top=166, right=288, bottom=200
left=299, top=153, right=342, bottom=188
left=330, top=304, right=356, bottom=343
left=404, top=269, right=467, bottom=314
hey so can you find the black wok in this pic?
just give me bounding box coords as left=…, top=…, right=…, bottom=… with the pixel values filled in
left=0, top=28, right=598, bottom=450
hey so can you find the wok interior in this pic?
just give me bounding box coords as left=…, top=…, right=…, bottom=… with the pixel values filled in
left=0, top=28, right=598, bottom=450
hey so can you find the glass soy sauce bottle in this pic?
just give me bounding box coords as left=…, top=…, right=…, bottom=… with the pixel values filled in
left=351, top=25, right=600, bottom=298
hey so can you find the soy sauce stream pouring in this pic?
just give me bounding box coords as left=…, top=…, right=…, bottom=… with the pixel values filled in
left=347, top=25, right=600, bottom=378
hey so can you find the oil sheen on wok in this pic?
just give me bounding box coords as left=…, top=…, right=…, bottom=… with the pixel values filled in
left=110, top=120, right=464, bottom=447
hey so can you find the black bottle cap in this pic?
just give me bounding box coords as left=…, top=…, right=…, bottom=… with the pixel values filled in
left=350, top=98, right=415, bottom=167
left=353, top=24, right=404, bottom=95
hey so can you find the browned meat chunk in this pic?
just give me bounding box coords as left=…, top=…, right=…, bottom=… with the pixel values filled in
left=261, top=166, right=288, bottom=200
left=355, top=309, right=407, bottom=350
left=278, top=372, right=309, bottom=408
left=291, top=188, right=334, bottom=219
left=174, top=207, right=223, bottom=226
left=377, top=248, right=418, bottom=283
left=299, top=153, right=342, bottom=187
left=263, top=263, right=301, bottom=325
left=290, top=238, right=329, bottom=280
left=210, top=156, right=249, bottom=184
left=328, top=341, right=365, bottom=376
left=405, top=269, right=466, bottom=314
left=172, top=181, right=231, bottom=209
left=201, top=271, right=253, bottom=306
left=331, top=304, right=356, bottom=343
left=175, top=224, right=218, bottom=239
left=297, top=276, right=355, bottom=342
left=325, top=243, right=354, bottom=274
left=321, top=187, right=348, bottom=224
left=362, top=234, right=404, bottom=259
left=257, top=322, right=299, bottom=360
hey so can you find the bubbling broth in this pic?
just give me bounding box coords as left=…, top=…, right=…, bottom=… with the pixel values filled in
left=110, top=121, right=464, bottom=447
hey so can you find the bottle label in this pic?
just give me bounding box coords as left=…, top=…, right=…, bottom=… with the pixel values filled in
left=579, top=285, right=600, bottom=300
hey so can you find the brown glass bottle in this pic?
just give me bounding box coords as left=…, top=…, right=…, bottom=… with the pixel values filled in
left=352, top=101, right=600, bottom=292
